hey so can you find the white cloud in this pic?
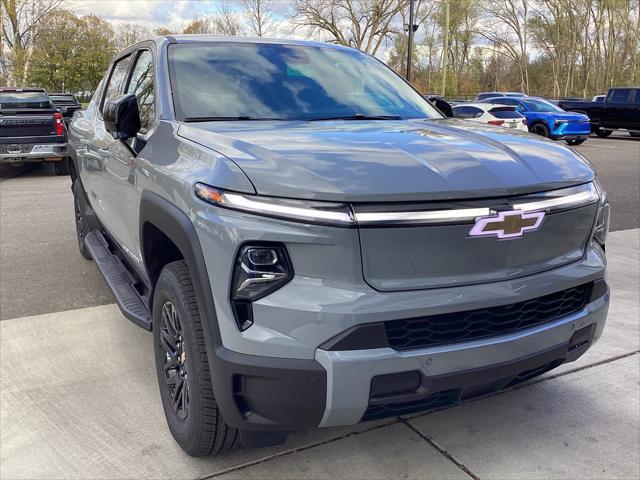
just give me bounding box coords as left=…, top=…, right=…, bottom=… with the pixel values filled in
left=66, top=0, right=392, bottom=60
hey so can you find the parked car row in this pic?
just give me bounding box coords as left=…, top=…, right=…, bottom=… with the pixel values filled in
left=0, top=87, right=82, bottom=174
left=435, top=87, right=640, bottom=144
left=0, top=87, right=76, bottom=175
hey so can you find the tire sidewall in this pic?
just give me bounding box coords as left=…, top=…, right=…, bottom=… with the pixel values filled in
left=531, top=123, right=549, bottom=138
left=152, top=267, right=207, bottom=452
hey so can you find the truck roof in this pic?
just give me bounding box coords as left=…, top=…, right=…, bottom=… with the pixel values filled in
left=0, top=87, right=47, bottom=92
left=116, top=34, right=357, bottom=59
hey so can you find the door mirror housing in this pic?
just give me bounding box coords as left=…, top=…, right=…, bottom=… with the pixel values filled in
left=103, top=93, right=141, bottom=140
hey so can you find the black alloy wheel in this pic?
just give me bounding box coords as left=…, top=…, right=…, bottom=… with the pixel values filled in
left=160, top=300, right=190, bottom=420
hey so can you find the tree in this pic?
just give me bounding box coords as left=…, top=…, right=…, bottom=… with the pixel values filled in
left=27, top=9, right=83, bottom=91
left=242, top=0, right=276, bottom=37
left=478, top=0, right=530, bottom=93
left=26, top=11, right=116, bottom=92
left=1, top=0, right=64, bottom=85
left=290, top=0, right=409, bottom=55
left=115, top=23, right=151, bottom=51
left=153, top=26, right=173, bottom=36
left=183, top=3, right=243, bottom=36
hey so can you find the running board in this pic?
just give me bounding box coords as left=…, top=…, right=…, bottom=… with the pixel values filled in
left=84, top=230, right=152, bottom=331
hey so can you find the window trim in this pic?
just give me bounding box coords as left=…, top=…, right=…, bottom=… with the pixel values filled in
left=99, top=53, right=133, bottom=116
left=124, top=48, right=158, bottom=134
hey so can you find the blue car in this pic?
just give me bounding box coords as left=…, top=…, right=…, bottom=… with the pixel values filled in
left=485, top=96, right=591, bottom=145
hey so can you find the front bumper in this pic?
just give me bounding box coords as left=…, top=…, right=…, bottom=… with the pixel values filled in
left=211, top=279, right=608, bottom=432
left=0, top=143, right=67, bottom=162
left=316, top=284, right=608, bottom=426
left=550, top=121, right=591, bottom=139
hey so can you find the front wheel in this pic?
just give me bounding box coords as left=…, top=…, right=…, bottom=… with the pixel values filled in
left=566, top=139, right=586, bottom=146
left=530, top=123, right=550, bottom=138
left=594, top=128, right=613, bottom=138
left=153, top=260, right=239, bottom=456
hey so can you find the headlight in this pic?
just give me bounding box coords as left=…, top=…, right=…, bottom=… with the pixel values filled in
left=593, top=179, right=610, bottom=248
left=229, top=244, right=293, bottom=331
left=194, top=182, right=355, bottom=227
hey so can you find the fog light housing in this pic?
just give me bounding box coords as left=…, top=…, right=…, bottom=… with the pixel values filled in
left=593, top=202, right=609, bottom=248
left=230, top=244, right=293, bottom=331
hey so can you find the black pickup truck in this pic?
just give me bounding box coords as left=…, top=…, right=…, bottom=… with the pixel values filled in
left=558, top=87, right=640, bottom=138
left=49, top=93, right=82, bottom=126
left=0, top=87, right=69, bottom=174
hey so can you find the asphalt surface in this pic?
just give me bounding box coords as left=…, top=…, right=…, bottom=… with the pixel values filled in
left=0, top=132, right=638, bottom=321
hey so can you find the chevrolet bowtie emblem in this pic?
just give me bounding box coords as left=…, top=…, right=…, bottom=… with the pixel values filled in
left=469, top=210, right=545, bottom=239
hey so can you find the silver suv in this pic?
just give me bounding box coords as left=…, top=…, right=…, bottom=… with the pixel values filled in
left=68, top=36, right=610, bottom=456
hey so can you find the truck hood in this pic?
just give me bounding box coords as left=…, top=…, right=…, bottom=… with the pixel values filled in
left=537, top=111, right=590, bottom=122
left=177, top=118, right=595, bottom=202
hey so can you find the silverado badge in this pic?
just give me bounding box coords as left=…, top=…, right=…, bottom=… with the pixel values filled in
left=469, top=210, right=545, bottom=239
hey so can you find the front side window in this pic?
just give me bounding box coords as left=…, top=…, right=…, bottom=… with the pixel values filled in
left=168, top=43, right=441, bottom=121
left=102, top=55, right=131, bottom=112
left=127, top=50, right=155, bottom=131
left=610, top=89, right=630, bottom=103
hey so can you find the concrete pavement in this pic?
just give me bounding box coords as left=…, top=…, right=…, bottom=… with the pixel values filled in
left=1, top=228, right=638, bottom=480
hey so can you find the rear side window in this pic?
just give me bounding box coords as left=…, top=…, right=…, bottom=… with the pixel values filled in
left=0, top=91, right=51, bottom=109
left=490, top=108, right=523, bottom=119
left=126, top=50, right=155, bottom=131
left=101, top=55, right=131, bottom=112
left=609, top=89, right=630, bottom=103
left=633, top=89, right=640, bottom=104
left=453, top=106, right=483, bottom=119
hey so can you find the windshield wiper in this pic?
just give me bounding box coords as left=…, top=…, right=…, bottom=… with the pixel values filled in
left=308, top=114, right=403, bottom=121
left=183, top=116, right=285, bottom=122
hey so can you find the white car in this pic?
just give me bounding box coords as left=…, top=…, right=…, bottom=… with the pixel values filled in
left=452, top=103, right=529, bottom=132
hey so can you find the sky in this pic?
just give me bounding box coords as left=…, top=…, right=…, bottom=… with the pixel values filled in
left=66, top=0, right=393, bottom=58
left=68, top=0, right=297, bottom=36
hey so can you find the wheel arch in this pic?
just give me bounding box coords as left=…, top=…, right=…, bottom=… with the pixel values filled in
left=139, top=191, right=222, bottom=346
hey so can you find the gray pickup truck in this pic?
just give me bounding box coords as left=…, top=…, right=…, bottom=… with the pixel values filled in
left=0, top=87, right=69, bottom=175
left=68, top=36, right=610, bottom=456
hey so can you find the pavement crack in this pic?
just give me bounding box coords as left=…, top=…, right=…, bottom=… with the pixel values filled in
left=199, top=419, right=399, bottom=479
left=401, top=419, right=480, bottom=480
left=406, top=350, right=640, bottom=423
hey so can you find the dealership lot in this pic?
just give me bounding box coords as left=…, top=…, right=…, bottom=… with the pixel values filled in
left=1, top=133, right=639, bottom=479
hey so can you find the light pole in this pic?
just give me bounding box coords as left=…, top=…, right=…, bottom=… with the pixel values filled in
left=406, top=0, right=415, bottom=82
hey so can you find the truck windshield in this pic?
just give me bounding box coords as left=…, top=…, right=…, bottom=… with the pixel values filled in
left=0, top=91, right=51, bottom=109
left=168, top=43, right=442, bottom=121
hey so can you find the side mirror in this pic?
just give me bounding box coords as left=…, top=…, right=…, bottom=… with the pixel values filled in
left=103, top=93, right=140, bottom=140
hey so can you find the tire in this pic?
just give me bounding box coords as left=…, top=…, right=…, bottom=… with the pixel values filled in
left=594, top=128, right=613, bottom=138
left=629, top=132, right=640, bottom=138
left=54, top=158, right=69, bottom=175
left=566, top=138, right=586, bottom=146
left=530, top=123, right=550, bottom=138
left=72, top=180, right=92, bottom=260
left=153, top=260, right=239, bottom=457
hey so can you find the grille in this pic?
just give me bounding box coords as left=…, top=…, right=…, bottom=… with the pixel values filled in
left=362, top=389, right=459, bottom=422
left=563, top=121, right=590, bottom=133
left=385, top=283, right=592, bottom=351
left=361, top=360, right=564, bottom=422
